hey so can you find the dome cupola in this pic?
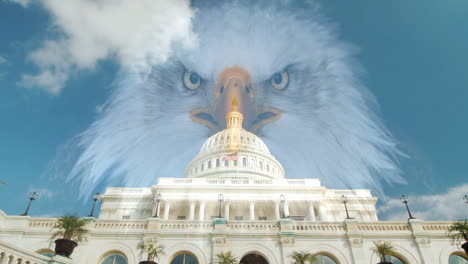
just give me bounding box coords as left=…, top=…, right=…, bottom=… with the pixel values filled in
left=185, top=100, right=284, bottom=180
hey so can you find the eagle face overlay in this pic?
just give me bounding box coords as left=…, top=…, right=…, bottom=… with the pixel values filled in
left=69, top=2, right=405, bottom=197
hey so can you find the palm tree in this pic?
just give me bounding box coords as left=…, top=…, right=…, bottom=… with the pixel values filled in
left=372, top=242, right=396, bottom=263
left=51, top=214, right=88, bottom=242
left=50, top=214, right=88, bottom=257
left=215, top=251, right=238, bottom=264
left=447, top=220, right=468, bottom=255
left=138, top=242, right=165, bottom=263
left=290, top=251, right=318, bottom=264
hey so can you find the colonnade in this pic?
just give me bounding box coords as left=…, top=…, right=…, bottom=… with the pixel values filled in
left=151, top=198, right=332, bottom=221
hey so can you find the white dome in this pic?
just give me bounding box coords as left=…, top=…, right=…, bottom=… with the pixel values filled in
left=185, top=108, right=284, bottom=180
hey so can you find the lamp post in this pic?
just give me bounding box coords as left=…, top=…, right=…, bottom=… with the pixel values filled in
left=341, top=195, right=353, bottom=219
left=88, top=192, right=100, bottom=217
left=280, top=194, right=286, bottom=218
left=463, top=195, right=468, bottom=204
left=400, top=195, right=416, bottom=220
left=218, top=194, right=224, bottom=218
left=21, top=192, right=38, bottom=216
left=154, top=193, right=162, bottom=218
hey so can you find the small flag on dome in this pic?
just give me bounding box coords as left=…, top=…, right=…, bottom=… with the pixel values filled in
left=222, top=152, right=238, bottom=161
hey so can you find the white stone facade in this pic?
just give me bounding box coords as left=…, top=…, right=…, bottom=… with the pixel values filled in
left=0, top=110, right=466, bottom=264
left=0, top=209, right=465, bottom=264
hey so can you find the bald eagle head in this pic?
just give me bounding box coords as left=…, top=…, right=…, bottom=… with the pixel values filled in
left=67, top=1, right=405, bottom=197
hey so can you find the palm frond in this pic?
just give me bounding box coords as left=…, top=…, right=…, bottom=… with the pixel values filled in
left=138, top=242, right=165, bottom=261
left=290, top=251, right=317, bottom=264
left=372, top=242, right=396, bottom=262
left=447, top=220, right=468, bottom=245
left=50, top=214, right=88, bottom=243
left=215, top=251, right=238, bottom=264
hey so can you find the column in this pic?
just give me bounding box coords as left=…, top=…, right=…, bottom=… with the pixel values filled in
left=249, top=200, right=255, bottom=221
left=284, top=201, right=290, bottom=218
left=274, top=200, right=280, bottom=220
left=307, top=201, right=316, bottom=221
left=318, top=202, right=328, bottom=222
left=224, top=200, right=230, bottom=220
left=163, top=200, right=171, bottom=220
left=198, top=200, right=206, bottom=221
left=189, top=200, right=196, bottom=220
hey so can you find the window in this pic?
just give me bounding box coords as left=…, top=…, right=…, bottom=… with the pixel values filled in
left=266, top=164, right=270, bottom=171
left=449, top=254, right=468, bottom=264
left=234, top=216, right=243, bottom=220
left=258, top=216, right=267, bottom=220
left=216, top=159, right=220, bottom=167
left=208, top=161, right=211, bottom=169
left=201, top=164, right=204, bottom=171
left=224, top=160, right=228, bottom=167
left=242, top=158, right=247, bottom=166
left=385, top=255, right=406, bottom=264
left=315, top=255, right=337, bottom=264
left=177, top=216, right=186, bottom=220
left=122, top=215, right=130, bottom=220
left=170, top=253, right=198, bottom=264
left=259, top=161, right=263, bottom=170
left=101, top=253, right=128, bottom=264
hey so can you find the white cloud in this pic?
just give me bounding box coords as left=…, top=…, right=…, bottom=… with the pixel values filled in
left=379, top=184, right=468, bottom=221
left=0, top=56, right=6, bottom=64
left=27, top=187, right=56, bottom=199
left=14, top=0, right=197, bottom=94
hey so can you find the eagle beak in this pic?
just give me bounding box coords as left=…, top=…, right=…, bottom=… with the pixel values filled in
left=191, top=66, right=281, bottom=132
left=213, top=67, right=256, bottom=129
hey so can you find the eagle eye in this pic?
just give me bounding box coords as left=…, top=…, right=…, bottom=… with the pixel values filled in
left=269, top=70, right=289, bottom=92
left=183, top=70, right=202, bottom=91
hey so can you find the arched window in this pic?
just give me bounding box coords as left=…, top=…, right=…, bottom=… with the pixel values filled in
left=266, top=164, right=270, bottom=171
left=224, top=160, right=229, bottom=167
left=259, top=161, right=263, bottom=170
left=208, top=161, right=212, bottom=169
left=315, top=255, right=337, bottom=264
left=385, top=255, right=406, bottom=264
left=201, top=164, right=204, bottom=171
left=449, top=253, right=468, bottom=264
left=242, top=157, right=247, bottom=166
left=216, top=159, right=220, bottom=167
left=170, top=253, right=198, bottom=264
left=100, top=253, right=128, bottom=264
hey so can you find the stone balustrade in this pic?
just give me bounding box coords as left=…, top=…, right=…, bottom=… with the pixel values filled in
left=0, top=240, right=70, bottom=264
left=1, top=211, right=456, bottom=238
left=157, top=177, right=322, bottom=187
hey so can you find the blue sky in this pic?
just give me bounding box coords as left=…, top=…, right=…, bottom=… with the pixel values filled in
left=0, top=0, right=467, bottom=220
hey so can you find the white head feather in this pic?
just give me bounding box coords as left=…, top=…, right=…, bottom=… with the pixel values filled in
left=61, top=1, right=405, bottom=198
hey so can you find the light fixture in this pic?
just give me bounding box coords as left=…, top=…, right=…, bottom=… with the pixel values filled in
left=88, top=192, right=100, bottom=217
left=400, top=195, right=416, bottom=220
left=21, top=192, right=38, bottom=216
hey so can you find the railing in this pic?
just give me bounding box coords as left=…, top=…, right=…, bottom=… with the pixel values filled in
left=421, top=221, right=454, bottom=232
left=159, top=221, right=212, bottom=232
left=0, top=240, right=71, bottom=264
left=356, top=222, right=411, bottom=232
left=94, top=219, right=148, bottom=231
left=292, top=222, right=346, bottom=232
left=104, top=187, right=152, bottom=195
left=226, top=221, right=280, bottom=232
left=29, top=218, right=57, bottom=230
left=158, top=177, right=321, bottom=187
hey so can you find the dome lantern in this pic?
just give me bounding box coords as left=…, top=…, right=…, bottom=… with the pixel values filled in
left=185, top=101, right=285, bottom=180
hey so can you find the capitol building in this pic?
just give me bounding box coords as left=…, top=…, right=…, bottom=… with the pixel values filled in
left=0, top=107, right=466, bottom=264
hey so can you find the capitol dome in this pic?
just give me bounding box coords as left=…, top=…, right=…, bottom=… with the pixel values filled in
left=185, top=103, right=285, bottom=180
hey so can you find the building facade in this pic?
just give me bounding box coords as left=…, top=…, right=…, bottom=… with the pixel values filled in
left=0, top=109, right=466, bottom=264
